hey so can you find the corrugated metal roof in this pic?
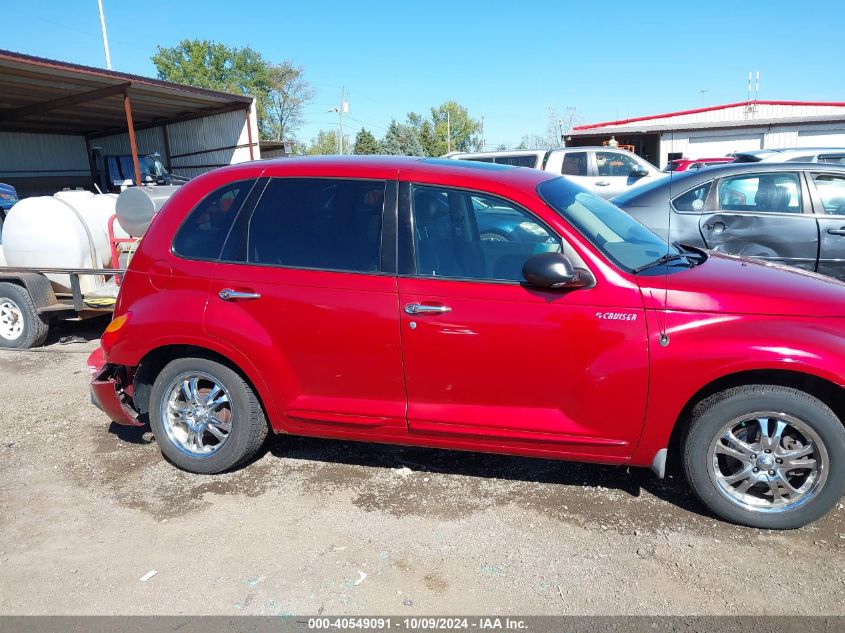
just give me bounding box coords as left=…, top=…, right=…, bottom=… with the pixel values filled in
left=0, top=49, right=251, bottom=136
left=572, top=100, right=845, bottom=134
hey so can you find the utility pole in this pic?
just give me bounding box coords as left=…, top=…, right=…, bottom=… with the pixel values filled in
left=480, top=116, right=485, bottom=151
left=328, top=87, right=348, bottom=154
left=97, top=0, right=112, bottom=70
left=447, top=110, right=451, bottom=153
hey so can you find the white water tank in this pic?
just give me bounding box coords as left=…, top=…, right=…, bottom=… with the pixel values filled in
left=116, top=185, right=180, bottom=237
left=2, top=191, right=127, bottom=293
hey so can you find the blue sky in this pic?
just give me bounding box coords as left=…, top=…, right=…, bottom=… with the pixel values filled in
left=5, top=0, right=845, bottom=148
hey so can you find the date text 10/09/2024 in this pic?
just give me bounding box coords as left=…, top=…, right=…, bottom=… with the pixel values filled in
left=308, top=618, right=528, bottom=630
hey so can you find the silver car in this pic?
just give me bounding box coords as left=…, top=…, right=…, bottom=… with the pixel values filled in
left=613, top=162, right=845, bottom=279
left=447, top=147, right=661, bottom=199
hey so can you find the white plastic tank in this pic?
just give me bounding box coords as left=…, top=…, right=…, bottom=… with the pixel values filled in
left=2, top=191, right=127, bottom=294
left=116, top=185, right=180, bottom=237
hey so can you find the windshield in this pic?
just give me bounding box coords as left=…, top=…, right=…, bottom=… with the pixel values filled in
left=537, top=177, right=681, bottom=273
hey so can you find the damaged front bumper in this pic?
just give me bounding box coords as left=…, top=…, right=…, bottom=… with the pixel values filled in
left=87, top=347, right=143, bottom=427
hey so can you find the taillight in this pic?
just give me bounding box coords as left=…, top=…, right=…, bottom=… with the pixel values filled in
left=101, top=312, right=131, bottom=353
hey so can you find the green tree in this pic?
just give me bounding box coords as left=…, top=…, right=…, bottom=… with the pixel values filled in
left=407, top=112, right=438, bottom=157
left=379, top=120, right=424, bottom=156
left=152, top=39, right=313, bottom=141
left=430, top=101, right=481, bottom=155
left=307, top=129, right=339, bottom=155
left=353, top=129, right=380, bottom=155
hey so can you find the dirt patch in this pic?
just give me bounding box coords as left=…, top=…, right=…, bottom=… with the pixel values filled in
left=1, top=333, right=844, bottom=616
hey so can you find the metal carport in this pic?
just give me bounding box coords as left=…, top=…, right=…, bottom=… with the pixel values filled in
left=0, top=49, right=259, bottom=197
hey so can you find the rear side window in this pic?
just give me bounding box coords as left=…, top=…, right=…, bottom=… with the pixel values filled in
left=494, top=155, right=537, bottom=168
left=173, top=180, right=256, bottom=261
left=246, top=178, right=385, bottom=273
left=672, top=182, right=712, bottom=212
left=561, top=152, right=588, bottom=176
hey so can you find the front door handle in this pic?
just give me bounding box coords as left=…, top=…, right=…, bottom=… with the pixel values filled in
left=219, top=288, right=262, bottom=301
left=827, top=227, right=845, bottom=236
left=404, top=303, right=451, bottom=315
left=596, top=181, right=611, bottom=186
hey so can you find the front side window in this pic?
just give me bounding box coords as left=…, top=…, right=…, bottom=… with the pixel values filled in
left=596, top=151, right=638, bottom=177
left=673, top=182, right=712, bottom=212
left=246, top=178, right=384, bottom=273
left=412, top=185, right=561, bottom=282
left=717, top=173, right=802, bottom=213
left=812, top=174, right=845, bottom=215
left=538, top=177, right=678, bottom=273
left=561, top=152, right=588, bottom=176
left=173, top=179, right=256, bottom=261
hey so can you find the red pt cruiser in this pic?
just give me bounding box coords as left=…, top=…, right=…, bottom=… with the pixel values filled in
left=89, top=157, right=845, bottom=529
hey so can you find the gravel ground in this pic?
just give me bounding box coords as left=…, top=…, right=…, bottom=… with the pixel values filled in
left=1, top=319, right=844, bottom=615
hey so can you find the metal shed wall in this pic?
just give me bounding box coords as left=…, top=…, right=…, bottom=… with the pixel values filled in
left=0, top=131, right=90, bottom=196
left=89, top=102, right=259, bottom=181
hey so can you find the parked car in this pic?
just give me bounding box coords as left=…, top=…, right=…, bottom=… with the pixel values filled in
left=0, top=183, right=18, bottom=213
left=447, top=147, right=661, bottom=199
left=0, top=183, right=18, bottom=242
left=733, top=148, right=845, bottom=165
left=663, top=157, right=734, bottom=172
left=89, top=156, right=845, bottom=529
left=613, top=162, right=845, bottom=280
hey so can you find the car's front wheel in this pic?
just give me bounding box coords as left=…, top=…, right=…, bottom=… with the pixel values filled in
left=149, top=357, right=268, bottom=474
left=683, top=385, right=845, bottom=529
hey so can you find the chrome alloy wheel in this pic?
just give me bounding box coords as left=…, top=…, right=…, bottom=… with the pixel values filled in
left=0, top=298, right=24, bottom=341
left=161, top=372, right=233, bottom=457
left=708, top=411, right=828, bottom=513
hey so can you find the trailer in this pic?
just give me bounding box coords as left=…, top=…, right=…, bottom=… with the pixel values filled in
left=0, top=265, right=123, bottom=349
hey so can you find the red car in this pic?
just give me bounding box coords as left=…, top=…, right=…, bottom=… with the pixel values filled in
left=663, top=157, right=735, bottom=172
left=89, top=157, right=845, bottom=529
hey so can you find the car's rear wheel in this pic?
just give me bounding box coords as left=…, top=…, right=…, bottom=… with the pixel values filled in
left=683, top=384, right=845, bottom=529
left=149, top=357, right=268, bottom=474
left=0, top=282, right=49, bottom=349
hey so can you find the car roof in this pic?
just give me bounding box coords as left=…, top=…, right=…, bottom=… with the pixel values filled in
left=191, top=154, right=561, bottom=191
left=615, top=161, right=845, bottom=205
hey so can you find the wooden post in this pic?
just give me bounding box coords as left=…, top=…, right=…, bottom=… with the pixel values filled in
left=246, top=104, right=255, bottom=160
left=123, top=91, right=142, bottom=186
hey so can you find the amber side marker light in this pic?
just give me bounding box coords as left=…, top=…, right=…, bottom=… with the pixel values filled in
left=104, top=313, right=129, bottom=334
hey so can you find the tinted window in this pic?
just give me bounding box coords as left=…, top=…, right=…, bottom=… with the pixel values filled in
left=173, top=179, right=256, bottom=261
left=812, top=174, right=845, bottom=215
left=247, top=178, right=384, bottom=273
left=673, top=182, right=712, bottom=212
left=412, top=185, right=561, bottom=282
left=717, top=173, right=801, bottom=213
left=596, top=151, right=638, bottom=177
left=819, top=155, right=845, bottom=165
left=561, top=152, right=588, bottom=176
left=494, top=155, right=538, bottom=168
left=538, top=178, right=679, bottom=273
left=464, top=157, right=495, bottom=163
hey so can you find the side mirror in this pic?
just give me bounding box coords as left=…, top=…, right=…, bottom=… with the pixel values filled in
left=522, top=252, right=592, bottom=290
left=630, top=165, right=650, bottom=178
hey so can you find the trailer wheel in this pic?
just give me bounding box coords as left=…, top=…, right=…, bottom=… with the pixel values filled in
left=0, top=282, right=49, bottom=349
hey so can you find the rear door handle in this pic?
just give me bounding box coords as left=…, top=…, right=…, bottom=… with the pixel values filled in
left=219, top=288, right=261, bottom=301
left=596, top=181, right=611, bottom=186
left=404, top=303, right=451, bottom=315
left=827, top=227, right=845, bottom=236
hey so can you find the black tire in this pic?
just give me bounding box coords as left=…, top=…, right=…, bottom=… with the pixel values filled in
left=683, top=384, right=845, bottom=529
left=149, top=357, right=268, bottom=474
left=0, top=282, right=49, bottom=349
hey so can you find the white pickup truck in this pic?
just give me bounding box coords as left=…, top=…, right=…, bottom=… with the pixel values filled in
left=446, top=147, right=662, bottom=199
